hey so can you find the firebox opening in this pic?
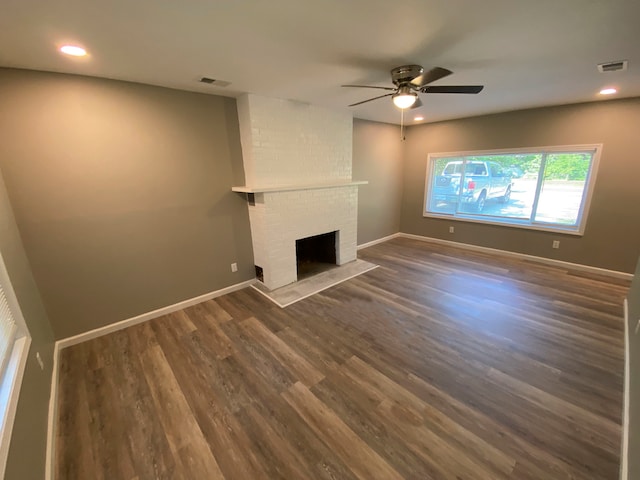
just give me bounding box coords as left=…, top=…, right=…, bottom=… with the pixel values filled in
left=295, top=231, right=338, bottom=280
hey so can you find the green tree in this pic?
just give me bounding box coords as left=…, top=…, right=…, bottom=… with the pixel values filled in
left=543, top=154, right=590, bottom=181
left=430, top=152, right=590, bottom=181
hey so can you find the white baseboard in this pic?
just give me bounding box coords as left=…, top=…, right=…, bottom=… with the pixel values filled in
left=57, top=278, right=256, bottom=350
left=397, top=233, right=633, bottom=280
left=45, top=278, right=255, bottom=479
left=621, top=298, right=630, bottom=480
left=45, top=341, right=60, bottom=480
left=357, top=233, right=401, bottom=250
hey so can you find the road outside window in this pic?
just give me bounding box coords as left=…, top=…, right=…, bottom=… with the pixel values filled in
left=423, top=145, right=601, bottom=235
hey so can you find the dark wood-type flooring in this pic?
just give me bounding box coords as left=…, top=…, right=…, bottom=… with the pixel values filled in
left=55, top=238, right=629, bottom=479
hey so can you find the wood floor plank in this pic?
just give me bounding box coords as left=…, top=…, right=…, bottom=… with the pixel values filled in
left=83, top=336, right=138, bottom=480
left=229, top=351, right=361, bottom=480
left=111, top=329, right=177, bottom=479
left=343, top=355, right=516, bottom=478
left=139, top=345, right=225, bottom=480
left=184, top=305, right=235, bottom=360
left=240, top=316, right=325, bottom=387
left=281, top=381, right=404, bottom=480
left=55, top=237, right=628, bottom=480
left=405, top=371, right=581, bottom=479
left=151, top=325, right=269, bottom=479
left=236, top=404, right=318, bottom=480
left=487, top=367, right=620, bottom=454
left=311, top=364, right=446, bottom=479
left=55, top=344, right=98, bottom=479
left=277, top=326, right=343, bottom=376
left=221, top=318, right=298, bottom=392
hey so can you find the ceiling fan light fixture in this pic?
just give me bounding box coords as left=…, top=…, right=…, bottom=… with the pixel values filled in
left=392, top=91, right=417, bottom=109
left=342, top=65, right=483, bottom=112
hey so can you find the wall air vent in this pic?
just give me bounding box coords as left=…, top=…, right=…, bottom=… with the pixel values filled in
left=198, top=77, right=231, bottom=87
left=597, top=60, right=628, bottom=73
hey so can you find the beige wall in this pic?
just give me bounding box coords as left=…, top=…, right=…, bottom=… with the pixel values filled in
left=0, top=168, right=55, bottom=479
left=353, top=119, right=404, bottom=245
left=401, top=98, right=640, bottom=273
left=0, top=69, right=254, bottom=339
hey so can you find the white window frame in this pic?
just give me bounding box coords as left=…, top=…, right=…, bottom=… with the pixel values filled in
left=422, top=144, right=603, bottom=235
left=0, top=250, right=31, bottom=478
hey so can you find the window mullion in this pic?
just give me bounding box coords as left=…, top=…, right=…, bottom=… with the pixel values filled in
left=456, top=157, right=467, bottom=214
left=529, top=153, right=548, bottom=222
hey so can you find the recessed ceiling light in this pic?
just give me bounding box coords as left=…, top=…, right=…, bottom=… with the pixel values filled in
left=599, top=87, right=617, bottom=95
left=60, top=45, right=87, bottom=57
left=414, top=116, right=424, bottom=121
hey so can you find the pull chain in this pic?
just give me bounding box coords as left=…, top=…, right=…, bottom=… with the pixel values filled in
left=400, top=108, right=405, bottom=141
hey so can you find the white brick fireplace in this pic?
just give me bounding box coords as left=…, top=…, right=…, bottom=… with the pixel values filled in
left=233, top=94, right=366, bottom=290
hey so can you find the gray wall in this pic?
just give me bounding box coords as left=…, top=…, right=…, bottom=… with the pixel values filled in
left=352, top=119, right=404, bottom=245
left=625, top=257, right=640, bottom=480
left=0, top=169, right=55, bottom=479
left=0, top=69, right=255, bottom=339
left=401, top=98, right=640, bottom=273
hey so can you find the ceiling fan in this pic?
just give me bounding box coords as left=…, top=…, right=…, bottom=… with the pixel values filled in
left=342, top=65, right=484, bottom=109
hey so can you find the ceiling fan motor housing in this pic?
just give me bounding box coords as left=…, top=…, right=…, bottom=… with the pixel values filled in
left=391, top=65, right=424, bottom=86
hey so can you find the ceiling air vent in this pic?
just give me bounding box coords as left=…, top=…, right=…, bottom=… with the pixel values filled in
left=198, top=77, right=231, bottom=87
left=597, top=60, right=628, bottom=73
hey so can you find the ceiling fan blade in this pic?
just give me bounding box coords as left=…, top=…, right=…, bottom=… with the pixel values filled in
left=410, top=67, right=453, bottom=88
left=342, top=85, right=396, bottom=91
left=421, top=85, right=484, bottom=94
left=410, top=97, right=423, bottom=109
left=348, top=93, right=394, bottom=107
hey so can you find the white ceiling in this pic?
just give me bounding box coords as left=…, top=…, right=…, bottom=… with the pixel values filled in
left=1, top=0, right=639, bottom=125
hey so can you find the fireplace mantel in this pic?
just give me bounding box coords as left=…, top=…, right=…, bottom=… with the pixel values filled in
left=231, top=180, right=367, bottom=194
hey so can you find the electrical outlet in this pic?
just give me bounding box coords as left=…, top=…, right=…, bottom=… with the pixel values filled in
left=449, top=226, right=455, bottom=234
left=231, top=262, right=238, bottom=273
left=552, top=240, right=560, bottom=249
left=36, top=352, right=44, bottom=371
